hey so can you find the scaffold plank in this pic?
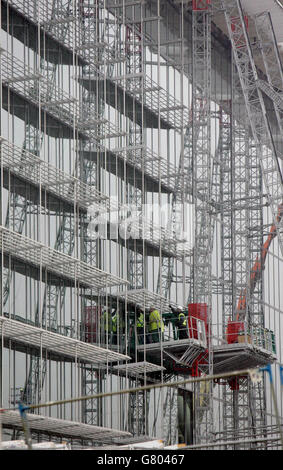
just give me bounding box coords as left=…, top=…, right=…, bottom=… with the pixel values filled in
left=116, top=288, right=180, bottom=312
left=114, top=361, right=165, bottom=376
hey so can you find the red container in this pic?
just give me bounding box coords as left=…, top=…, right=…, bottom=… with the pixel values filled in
left=226, top=320, right=244, bottom=344
left=188, top=303, right=209, bottom=343
left=83, top=306, right=100, bottom=343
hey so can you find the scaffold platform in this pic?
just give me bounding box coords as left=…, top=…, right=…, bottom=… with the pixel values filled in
left=0, top=226, right=128, bottom=290
left=212, top=342, right=277, bottom=374
left=0, top=315, right=130, bottom=364
left=113, top=361, right=165, bottom=378
left=116, top=288, right=179, bottom=312
left=79, top=73, right=189, bottom=131
left=1, top=50, right=125, bottom=142
left=81, top=144, right=176, bottom=194
left=0, top=138, right=187, bottom=261
left=0, top=137, right=108, bottom=211
left=2, top=0, right=283, bottom=451
left=1, top=0, right=83, bottom=65
left=1, top=410, right=131, bottom=443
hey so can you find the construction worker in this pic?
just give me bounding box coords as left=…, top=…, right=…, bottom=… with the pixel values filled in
left=176, top=306, right=188, bottom=339
left=112, top=309, right=117, bottom=345
left=112, top=307, right=125, bottom=346
left=148, top=306, right=164, bottom=343
left=136, top=306, right=145, bottom=344
left=169, top=305, right=188, bottom=339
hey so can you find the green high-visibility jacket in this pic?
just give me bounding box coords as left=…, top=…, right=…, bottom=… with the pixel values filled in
left=149, top=310, right=164, bottom=332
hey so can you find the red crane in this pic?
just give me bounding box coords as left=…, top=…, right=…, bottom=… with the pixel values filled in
left=226, top=203, right=283, bottom=344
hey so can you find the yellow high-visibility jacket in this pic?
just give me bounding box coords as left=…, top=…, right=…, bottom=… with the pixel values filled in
left=178, top=313, right=187, bottom=327
left=103, top=311, right=112, bottom=331
left=112, top=312, right=125, bottom=332
left=149, top=310, right=164, bottom=332
left=137, top=313, right=144, bottom=328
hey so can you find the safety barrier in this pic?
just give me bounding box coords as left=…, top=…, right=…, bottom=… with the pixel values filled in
left=226, top=320, right=276, bottom=355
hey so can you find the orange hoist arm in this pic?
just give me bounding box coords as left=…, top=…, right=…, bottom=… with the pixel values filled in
left=236, top=203, right=283, bottom=321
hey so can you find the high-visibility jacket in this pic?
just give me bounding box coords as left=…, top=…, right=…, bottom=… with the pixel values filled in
left=103, top=311, right=112, bottom=331
left=178, top=313, right=186, bottom=327
left=149, top=310, right=164, bottom=332
left=137, top=313, right=144, bottom=328
left=112, top=312, right=125, bottom=332
left=112, top=314, right=117, bottom=333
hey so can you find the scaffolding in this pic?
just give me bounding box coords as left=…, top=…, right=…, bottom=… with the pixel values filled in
left=0, top=0, right=283, bottom=450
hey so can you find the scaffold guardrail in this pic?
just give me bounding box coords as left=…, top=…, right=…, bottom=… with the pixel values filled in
left=1, top=49, right=185, bottom=193
left=224, top=320, right=277, bottom=357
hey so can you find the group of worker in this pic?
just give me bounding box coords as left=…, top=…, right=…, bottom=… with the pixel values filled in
left=101, top=304, right=189, bottom=346
left=136, top=306, right=165, bottom=344
left=136, top=304, right=189, bottom=344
